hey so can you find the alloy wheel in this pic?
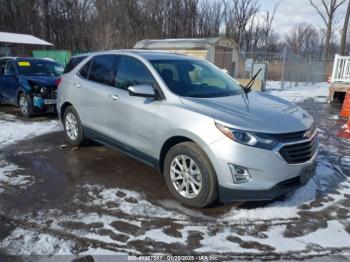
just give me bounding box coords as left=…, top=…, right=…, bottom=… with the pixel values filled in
left=170, top=155, right=203, bottom=199
left=19, top=96, right=29, bottom=115
left=65, top=112, right=79, bottom=141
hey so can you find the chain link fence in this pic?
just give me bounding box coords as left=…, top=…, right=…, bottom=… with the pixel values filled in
left=237, top=50, right=333, bottom=89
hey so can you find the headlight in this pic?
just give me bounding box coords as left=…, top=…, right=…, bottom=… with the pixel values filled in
left=215, top=122, right=278, bottom=150
left=40, top=87, right=47, bottom=94
left=32, top=85, right=41, bottom=92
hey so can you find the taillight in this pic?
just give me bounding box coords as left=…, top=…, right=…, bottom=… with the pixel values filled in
left=55, top=78, right=62, bottom=87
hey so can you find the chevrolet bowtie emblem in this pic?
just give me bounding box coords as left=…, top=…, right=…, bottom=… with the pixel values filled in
left=303, top=130, right=312, bottom=138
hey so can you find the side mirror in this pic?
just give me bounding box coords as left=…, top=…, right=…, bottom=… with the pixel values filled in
left=128, top=84, right=156, bottom=98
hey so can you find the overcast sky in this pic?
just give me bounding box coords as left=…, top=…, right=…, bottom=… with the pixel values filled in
left=260, top=0, right=348, bottom=38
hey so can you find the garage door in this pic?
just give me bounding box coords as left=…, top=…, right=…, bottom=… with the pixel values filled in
left=214, top=47, right=233, bottom=75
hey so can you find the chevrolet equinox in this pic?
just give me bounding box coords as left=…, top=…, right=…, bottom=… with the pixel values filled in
left=57, top=51, right=318, bottom=207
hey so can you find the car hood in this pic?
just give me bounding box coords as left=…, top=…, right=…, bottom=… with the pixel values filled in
left=22, top=75, right=58, bottom=87
left=179, top=91, right=314, bottom=134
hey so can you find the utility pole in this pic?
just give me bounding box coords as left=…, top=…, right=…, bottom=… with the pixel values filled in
left=281, top=46, right=287, bottom=90
left=340, top=0, right=350, bottom=55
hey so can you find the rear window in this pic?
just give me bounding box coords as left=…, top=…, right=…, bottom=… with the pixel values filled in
left=64, top=56, right=87, bottom=73
left=88, top=55, right=118, bottom=86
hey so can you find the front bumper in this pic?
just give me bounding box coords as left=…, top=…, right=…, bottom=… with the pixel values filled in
left=219, top=161, right=316, bottom=203
left=207, top=133, right=318, bottom=204
left=31, top=90, right=57, bottom=114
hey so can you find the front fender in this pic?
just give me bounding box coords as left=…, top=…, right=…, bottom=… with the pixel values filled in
left=157, top=128, right=227, bottom=186
left=18, top=77, right=32, bottom=93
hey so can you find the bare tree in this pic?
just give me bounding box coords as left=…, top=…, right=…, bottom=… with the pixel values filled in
left=224, top=0, right=260, bottom=49
left=197, top=0, right=223, bottom=37
left=310, top=0, right=346, bottom=58
left=340, top=0, right=350, bottom=55
left=260, top=2, right=279, bottom=52
left=285, top=23, right=321, bottom=57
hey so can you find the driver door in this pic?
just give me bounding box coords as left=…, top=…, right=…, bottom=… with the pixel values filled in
left=2, top=60, right=19, bottom=104
left=0, top=60, right=7, bottom=101
left=106, top=55, right=161, bottom=158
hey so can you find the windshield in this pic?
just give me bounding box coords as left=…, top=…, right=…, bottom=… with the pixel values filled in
left=151, top=59, right=243, bottom=98
left=17, top=60, right=64, bottom=77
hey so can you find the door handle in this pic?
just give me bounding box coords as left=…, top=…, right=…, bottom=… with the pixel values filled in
left=74, top=83, right=81, bottom=88
left=108, top=94, right=119, bottom=101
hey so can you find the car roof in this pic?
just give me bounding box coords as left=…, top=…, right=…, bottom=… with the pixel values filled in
left=0, top=57, right=58, bottom=62
left=71, top=50, right=197, bottom=61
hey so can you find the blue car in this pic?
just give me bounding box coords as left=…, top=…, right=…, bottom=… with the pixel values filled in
left=0, top=57, right=63, bottom=117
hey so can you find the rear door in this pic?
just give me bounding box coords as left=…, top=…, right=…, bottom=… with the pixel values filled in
left=71, top=54, right=129, bottom=141
left=2, top=60, right=19, bottom=103
left=0, top=59, right=7, bottom=101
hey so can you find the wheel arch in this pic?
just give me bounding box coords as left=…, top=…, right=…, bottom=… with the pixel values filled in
left=159, top=136, right=194, bottom=173
left=158, top=131, right=223, bottom=186
left=60, top=102, right=73, bottom=121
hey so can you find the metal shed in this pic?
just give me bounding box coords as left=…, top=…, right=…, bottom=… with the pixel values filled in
left=134, top=37, right=239, bottom=77
left=0, top=32, right=53, bottom=56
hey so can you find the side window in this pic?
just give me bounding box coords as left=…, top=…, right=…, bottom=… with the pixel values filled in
left=0, top=60, right=7, bottom=75
left=79, top=59, right=92, bottom=79
left=64, top=56, right=87, bottom=73
left=5, top=61, right=17, bottom=75
left=115, top=56, right=154, bottom=90
left=88, top=55, right=117, bottom=86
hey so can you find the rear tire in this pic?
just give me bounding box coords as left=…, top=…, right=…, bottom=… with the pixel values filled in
left=163, top=142, right=218, bottom=207
left=63, top=106, right=87, bottom=146
left=18, top=93, right=33, bottom=118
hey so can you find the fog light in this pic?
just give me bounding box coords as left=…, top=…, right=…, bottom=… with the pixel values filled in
left=229, top=164, right=251, bottom=184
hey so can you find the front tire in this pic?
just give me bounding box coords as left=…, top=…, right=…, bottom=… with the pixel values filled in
left=18, top=93, right=33, bottom=118
left=63, top=106, right=86, bottom=146
left=163, top=142, right=218, bottom=207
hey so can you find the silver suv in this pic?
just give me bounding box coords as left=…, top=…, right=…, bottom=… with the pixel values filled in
left=57, top=51, right=317, bottom=207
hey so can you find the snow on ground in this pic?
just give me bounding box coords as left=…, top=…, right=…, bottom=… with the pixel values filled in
left=0, top=157, right=32, bottom=192
left=0, top=228, right=74, bottom=255
left=0, top=112, right=61, bottom=193
left=266, top=81, right=329, bottom=103
left=81, top=184, right=188, bottom=220
left=0, top=112, right=61, bottom=149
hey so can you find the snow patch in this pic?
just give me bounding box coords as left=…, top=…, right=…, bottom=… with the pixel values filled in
left=0, top=159, right=30, bottom=191
left=267, top=82, right=328, bottom=103
left=0, top=228, right=73, bottom=255
left=83, top=185, right=188, bottom=219
left=0, top=112, right=61, bottom=149
left=137, top=229, right=183, bottom=244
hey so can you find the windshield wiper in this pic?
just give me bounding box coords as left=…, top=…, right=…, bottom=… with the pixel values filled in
left=241, top=69, right=262, bottom=93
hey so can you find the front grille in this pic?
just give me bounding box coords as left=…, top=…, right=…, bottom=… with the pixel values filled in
left=273, top=124, right=316, bottom=142
left=279, top=133, right=318, bottom=164
left=42, top=86, right=57, bottom=99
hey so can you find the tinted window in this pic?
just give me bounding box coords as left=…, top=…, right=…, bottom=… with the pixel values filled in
left=89, top=55, right=117, bottom=86
left=17, top=59, right=63, bottom=76
left=79, top=59, right=92, bottom=79
left=0, top=60, right=7, bottom=75
left=151, top=59, right=243, bottom=98
left=64, top=55, right=87, bottom=73
left=5, top=61, right=17, bottom=74
left=116, top=56, right=154, bottom=90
